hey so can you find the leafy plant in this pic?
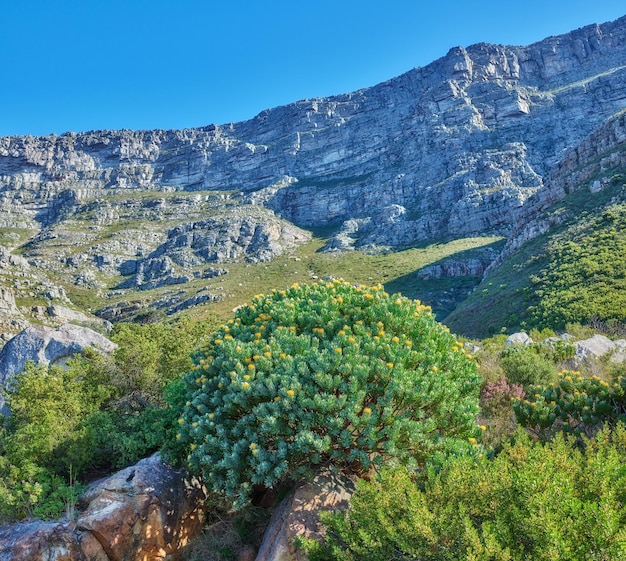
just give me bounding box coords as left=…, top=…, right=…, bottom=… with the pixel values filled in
left=513, top=371, right=626, bottom=439
left=303, top=426, right=626, bottom=561
left=499, top=344, right=559, bottom=388
left=176, top=280, right=481, bottom=508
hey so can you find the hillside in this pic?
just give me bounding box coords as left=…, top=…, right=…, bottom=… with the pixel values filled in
left=0, top=15, right=626, bottom=340
left=446, top=111, right=626, bottom=337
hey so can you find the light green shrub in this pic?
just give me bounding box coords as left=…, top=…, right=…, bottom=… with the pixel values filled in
left=176, top=280, right=481, bottom=508
left=303, top=426, right=626, bottom=561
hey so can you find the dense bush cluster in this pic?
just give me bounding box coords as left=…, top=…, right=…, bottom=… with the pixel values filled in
left=530, top=200, right=626, bottom=330
left=176, top=280, right=481, bottom=508
left=302, top=426, right=626, bottom=561
left=514, top=370, right=626, bottom=439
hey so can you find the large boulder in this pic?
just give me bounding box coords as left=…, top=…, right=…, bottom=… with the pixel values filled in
left=255, top=470, right=356, bottom=561
left=0, top=455, right=207, bottom=561
left=0, top=323, right=116, bottom=412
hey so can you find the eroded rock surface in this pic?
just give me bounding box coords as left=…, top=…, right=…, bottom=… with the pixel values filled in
left=0, top=455, right=206, bottom=561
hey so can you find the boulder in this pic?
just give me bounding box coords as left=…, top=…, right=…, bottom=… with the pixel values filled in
left=574, top=334, right=616, bottom=361
left=0, top=455, right=207, bottom=561
left=255, top=470, right=356, bottom=561
left=0, top=323, right=116, bottom=413
left=505, top=332, right=533, bottom=346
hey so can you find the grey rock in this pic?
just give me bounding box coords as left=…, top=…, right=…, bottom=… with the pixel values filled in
left=575, top=334, right=616, bottom=360
left=506, top=332, right=533, bottom=346
left=0, top=16, right=624, bottom=253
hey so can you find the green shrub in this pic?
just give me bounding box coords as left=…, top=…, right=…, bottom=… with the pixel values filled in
left=499, top=345, right=558, bottom=388
left=303, top=426, right=626, bottom=561
left=176, top=281, right=481, bottom=508
left=514, top=371, right=626, bottom=440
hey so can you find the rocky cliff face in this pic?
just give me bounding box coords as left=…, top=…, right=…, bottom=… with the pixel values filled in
left=0, top=15, right=625, bottom=333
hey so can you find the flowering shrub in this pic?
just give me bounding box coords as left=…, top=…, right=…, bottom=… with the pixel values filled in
left=513, top=370, right=626, bottom=439
left=176, top=280, right=481, bottom=507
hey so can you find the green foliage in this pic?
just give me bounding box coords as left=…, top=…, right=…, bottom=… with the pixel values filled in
left=304, top=426, right=626, bottom=561
left=110, top=317, right=212, bottom=404
left=0, top=317, right=214, bottom=522
left=3, top=357, right=113, bottom=476
left=530, top=202, right=626, bottom=330
left=177, top=280, right=481, bottom=508
left=514, top=371, right=626, bottom=440
left=499, top=344, right=559, bottom=388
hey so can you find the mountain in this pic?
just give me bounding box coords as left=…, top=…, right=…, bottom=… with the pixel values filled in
left=0, top=15, right=626, bottom=340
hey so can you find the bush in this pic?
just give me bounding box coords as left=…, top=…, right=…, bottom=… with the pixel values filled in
left=303, top=426, right=626, bottom=561
left=176, top=281, right=481, bottom=508
left=514, top=371, right=626, bottom=440
left=500, top=344, right=558, bottom=388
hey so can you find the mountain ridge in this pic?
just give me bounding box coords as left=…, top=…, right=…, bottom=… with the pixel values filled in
left=1, top=14, right=626, bottom=338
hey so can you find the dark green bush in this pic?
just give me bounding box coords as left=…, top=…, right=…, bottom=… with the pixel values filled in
left=500, top=344, right=558, bottom=388
left=176, top=281, right=481, bottom=508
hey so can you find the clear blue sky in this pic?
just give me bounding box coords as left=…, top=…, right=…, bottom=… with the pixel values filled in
left=0, top=1, right=624, bottom=137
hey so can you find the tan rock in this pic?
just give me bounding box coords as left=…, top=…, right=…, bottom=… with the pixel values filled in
left=255, top=470, right=356, bottom=561
left=0, top=455, right=206, bottom=561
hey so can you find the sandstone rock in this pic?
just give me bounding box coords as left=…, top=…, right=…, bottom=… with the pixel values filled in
left=255, top=470, right=356, bottom=561
left=0, top=455, right=207, bottom=561
left=506, top=332, right=533, bottom=346
left=0, top=324, right=116, bottom=413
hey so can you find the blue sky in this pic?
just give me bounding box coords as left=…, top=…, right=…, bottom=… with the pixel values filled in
left=0, top=1, right=624, bottom=137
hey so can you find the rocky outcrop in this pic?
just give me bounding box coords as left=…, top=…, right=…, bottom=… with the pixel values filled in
left=256, top=470, right=356, bottom=561
left=0, top=324, right=116, bottom=412
left=1, top=16, right=626, bottom=252
left=0, top=455, right=206, bottom=561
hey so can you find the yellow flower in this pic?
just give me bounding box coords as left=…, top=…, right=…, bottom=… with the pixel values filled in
left=348, top=337, right=356, bottom=343
left=214, top=339, right=223, bottom=345
left=248, top=363, right=255, bottom=371
left=289, top=325, right=297, bottom=332
left=364, top=293, right=374, bottom=300
left=252, top=449, right=259, bottom=455
left=244, top=374, right=251, bottom=380
left=190, top=443, right=197, bottom=450
left=176, top=433, right=181, bottom=439
left=264, top=351, right=271, bottom=358
left=387, top=362, right=394, bottom=369
left=280, top=353, right=287, bottom=359
left=178, top=418, right=184, bottom=425
left=392, top=336, right=400, bottom=343
left=192, top=422, right=198, bottom=427
left=274, top=396, right=281, bottom=402
left=242, top=382, right=251, bottom=390
left=468, top=437, right=476, bottom=444
left=286, top=389, right=295, bottom=397
left=479, top=425, right=486, bottom=431
left=363, top=407, right=372, bottom=415
left=335, top=347, right=343, bottom=354
left=432, top=366, right=438, bottom=372
left=208, top=413, right=215, bottom=419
